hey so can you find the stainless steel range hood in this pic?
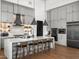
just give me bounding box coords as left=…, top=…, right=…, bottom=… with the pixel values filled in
left=14, top=14, right=22, bottom=26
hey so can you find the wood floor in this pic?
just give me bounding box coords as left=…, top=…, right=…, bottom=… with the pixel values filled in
left=0, top=49, right=5, bottom=59
left=0, top=45, right=79, bottom=59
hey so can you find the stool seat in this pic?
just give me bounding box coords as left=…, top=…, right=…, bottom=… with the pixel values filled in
left=38, top=40, right=43, bottom=43
left=28, top=40, right=39, bottom=54
left=16, top=42, right=27, bottom=48
left=29, top=43, right=34, bottom=45
left=42, top=39, right=47, bottom=43
left=46, top=40, right=53, bottom=42
left=38, top=42, right=42, bottom=43
left=16, top=44, right=27, bottom=48
left=29, top=42, right=38, bottom=45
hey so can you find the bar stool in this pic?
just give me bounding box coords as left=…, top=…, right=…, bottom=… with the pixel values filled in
left=37, top=39, right=43, bottom=52
left=46, top=39, right=53, bottom=49
left=28, top=40, right=38, bottom=54
left=28, top=40, right=43, bottom=54
left=42, top=39, right=48, bottom=51
left=33, top=40, right=39, bottom=53
left=42, top=39, right=53, bottom=53
left=16, top=42, right=27, bottom=59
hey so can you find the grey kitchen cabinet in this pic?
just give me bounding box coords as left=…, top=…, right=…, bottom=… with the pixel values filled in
left=1, top=38, right=4, bottom=48
left=73, top=2, right=79, bottom=12
left=58, top=8, right=62, bottom=20
left=51, top=11, right=54, bottom=21
left=0, top=37, right=8, bottom=48
left=1, top=1, right=8, bottom=12
left=67, top=13, right=73, bottom=22
left=1, top=1, right=35, bottom=24
left=0, top=36, right=4, bottom=49
left=73, top=12, right=79, bottom=21
left=53, top=9, right=58, bottom=20
left=67, top=4, right=73, bottom=13
left=47, top=1, right=79, bottom=28
left=7, top=3, right=13, bottom=13
left=61, top=7, right=67, bottom=19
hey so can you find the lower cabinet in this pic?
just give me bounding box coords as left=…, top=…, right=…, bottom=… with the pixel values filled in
left=1, top=38, right=4, bottom=48
left=58, top=34, right=67, bottom=46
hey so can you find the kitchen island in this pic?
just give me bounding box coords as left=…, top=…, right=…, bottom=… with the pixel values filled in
left=4, top=36, right=55, bottom=59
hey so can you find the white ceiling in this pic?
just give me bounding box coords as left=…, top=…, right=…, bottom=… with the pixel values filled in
left=46, top=0, right=78, bottom=10
left=3, top=0, right=78, bottom=10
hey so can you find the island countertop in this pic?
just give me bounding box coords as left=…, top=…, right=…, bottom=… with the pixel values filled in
left=9, top=36, right=54, bottom=43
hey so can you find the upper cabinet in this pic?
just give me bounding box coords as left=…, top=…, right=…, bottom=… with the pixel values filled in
left=67, top=4, right=73, bottom=13
left=1, top=0, right=35, bottom=23
left=1, top=1, right=8, bottom=12
left=4, top=0, right=34, bottom=8
left=61, top=7, right=67, bottom=19
left=47, top=1, right=79, bottom=29
left=73, top=2, right=79, bottom=12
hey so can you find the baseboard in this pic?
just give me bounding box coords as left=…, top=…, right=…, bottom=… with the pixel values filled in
left=56, top=43, right=67, bottom=47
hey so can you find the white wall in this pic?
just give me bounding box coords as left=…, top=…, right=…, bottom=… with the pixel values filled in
left=4, top=0, right=34, bottom=8
left=46, top=0, right=78, bottom=10
left=35, top=0, right=46, bottom=21
left=35, top=0, right=48, bottom=36
left=0, top=0, right=1, bottom=49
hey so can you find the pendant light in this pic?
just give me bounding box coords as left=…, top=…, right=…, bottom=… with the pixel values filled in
left=31, top=18, right=37, bottom=25
left=22, top=15, right=25, bottom=24
left=43, top=20, right=48, bottom=26
left=17, top=0, right=19, bottom=14
left=6, top=1, right=8, bottom=23
left=12, top=0, right=16, bottom=24
left=31, top=0, right=37, bottom=25
left=13, top=0, right=15, bottom=15
left=14, top=0, right=22, bottom=26
left=43, top=0, right=48, bottom=26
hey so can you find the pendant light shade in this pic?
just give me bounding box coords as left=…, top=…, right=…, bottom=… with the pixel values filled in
left=43, top=20, right=48, bottom=26
left=31, top=18, right=37, bottom=25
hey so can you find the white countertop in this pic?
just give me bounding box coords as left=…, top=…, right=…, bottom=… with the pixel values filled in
left=7, top=36, right=54, bottom=43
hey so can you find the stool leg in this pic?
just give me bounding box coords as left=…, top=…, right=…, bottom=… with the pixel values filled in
left=37, top=44, right=39, bottom=53
left=28, top=46, right=30, bottom=54
left=42, top=43, right=44, bottom=54
left=16, top=47, right=18, bottom=59
left=38, top=44, right=39, bottom=52
left=33, top=45, right=35, bottom=54
left=27, top=46, right=30, bottom=59
left=20, top=48, right=22, bottom=59
left=23, top=48, right=25, bottom=59
left=45, top=42, right=47, bottom=50
left=45, top=42, right=47, bottom=53
left=48, top=42, right=50, bottom=50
